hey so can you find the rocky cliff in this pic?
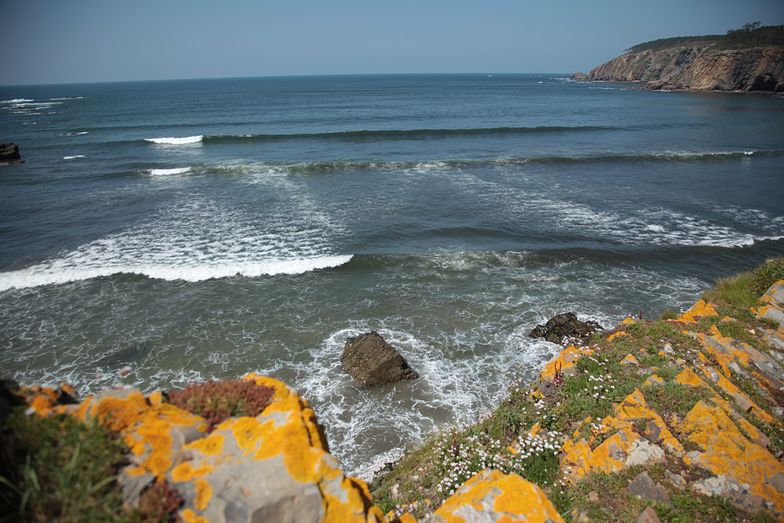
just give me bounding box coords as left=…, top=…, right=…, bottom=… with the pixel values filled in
left=3, top=258, right=784, bottom=522
left=576, top=27, right=784, bottom=92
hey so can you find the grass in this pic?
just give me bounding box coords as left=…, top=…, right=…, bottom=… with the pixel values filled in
left=0, top=411, right=129, bottom=522
left=0, top=410, right=180, bottom=522
left=704, top=258, right=784, bottom=320
left=645, top=382, right=713, bottom=419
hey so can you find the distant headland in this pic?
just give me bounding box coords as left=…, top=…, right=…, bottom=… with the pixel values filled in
left=573, top=23, right=784, bottom=93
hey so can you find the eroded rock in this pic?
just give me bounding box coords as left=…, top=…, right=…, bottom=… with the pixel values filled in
left=0, top=143, right=21, bottom=164
left=627, top=471, right=670, bottom=504
left=426, top=469, right=564, bottom=523
left=341, top=331, right=419, bottom=387
left=529, top=312, right=602, bottom=345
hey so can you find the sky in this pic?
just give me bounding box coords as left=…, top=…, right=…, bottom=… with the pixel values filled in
left=1, top=0, right=783, bottom=85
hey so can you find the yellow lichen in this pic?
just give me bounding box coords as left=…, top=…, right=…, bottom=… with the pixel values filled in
left=682, top=401, right=784, bottom=513
left=186, top=432, right=225, bottom=457
left=171, top=461, right=214, bottom=483
left=432, top=470, right=564, bottom=523
left=194, top=479, right=212, bottom=511
left=540, top=345, right=593, bottom=380
left=620, top=354, right=639, bottom=365
left=676, top=299, right=718, bottom=323
left=607, top=331, right=628, bottom=341
left=675, top=367, right=711, bottom=389
left=180, top=508, right=210, bottom=523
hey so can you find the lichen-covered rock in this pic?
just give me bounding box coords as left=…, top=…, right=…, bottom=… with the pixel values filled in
left=170, top=374, right=385, bottom=523
left=674, top=299, right=718, bottom=324
left=681, top=400, right=784, bottom=515
left=539, top=345, right=593, bottom=381
left=341, top=331, right=419, bottom=387
left=426, top=469, right=564, bottom=523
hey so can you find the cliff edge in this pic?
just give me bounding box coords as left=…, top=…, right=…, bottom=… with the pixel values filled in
left=575, top=25, right=784, bottom=92
left=2, top=258, right=784, bottom=522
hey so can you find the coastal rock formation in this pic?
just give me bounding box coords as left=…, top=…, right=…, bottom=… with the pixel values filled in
left=341, top=331, right=419, bottom=387
left=0, top=143, right=21, bottom=164
left=574, top=26, right=784, bottom=92
left=8, top=260, right=784, bottom=522
left=18, top=374, right=387, bottom=523
left=529, top=312, right=602, bottom=344
left=425, top=469, right=564, bottom=523
left=581, top=46, right=784, bottom=92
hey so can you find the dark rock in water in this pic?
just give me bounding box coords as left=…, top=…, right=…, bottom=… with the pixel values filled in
left=529, top=312, right=602, bottom=344
left=571, top=71, right=588, bottom=81
left=341, top=331, right=419, bottom=387
left=0, top=143, right=22, bottom=164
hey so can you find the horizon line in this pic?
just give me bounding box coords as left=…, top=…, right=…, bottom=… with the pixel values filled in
left=0, top=71, right=574, bottom=89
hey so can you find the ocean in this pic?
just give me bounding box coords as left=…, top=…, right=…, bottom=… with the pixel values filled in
left=1, top=74, right=783, bottom=479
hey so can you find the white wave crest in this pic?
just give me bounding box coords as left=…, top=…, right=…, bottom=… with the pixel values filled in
left=49, top=96, right=84, bottom=101
left=147, top=167, right=192, bottom=176
left=63, top=155, right=85, bottom=160
left=145, top=135, right=203, bottom=145
left=0, top=98, right=34, bottom=103
left=0, top=255, right=353, bottom=292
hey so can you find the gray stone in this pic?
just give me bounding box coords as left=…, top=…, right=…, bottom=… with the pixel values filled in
left=636, top=507, right=661, bottom=523
left=664, top=470, right=686, bottom=490
left=340, top=331, right=419, bottom=387
left=625, top=439, right=665, bottom=467
left=627, top=471, right=671, bottom=504
left=767, top=472, right=784, bottom=493
left=118, top=469, right=155, bottom=508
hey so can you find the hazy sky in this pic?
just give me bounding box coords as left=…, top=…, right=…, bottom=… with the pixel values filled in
left=2, top=0, right=783, bottom=85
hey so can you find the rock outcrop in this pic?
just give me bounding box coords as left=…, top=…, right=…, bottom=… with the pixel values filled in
left=341, top=331, right=419, bottom=387
left=9, top=261, right=784, bottom=522
left=19, top=374, right=387, bottom=523
left=529, top=312, right=602, bottom=345
left=0, top=143, right=22, bottom=164
left=580, top=45, right=784, bottom=92
left=425, top=470, right=564, bottom=523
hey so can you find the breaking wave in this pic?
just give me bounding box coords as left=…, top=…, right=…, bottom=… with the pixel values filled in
left=144, top=135, right=204, bottom=145
left=146, top=167, right=192, bottom=176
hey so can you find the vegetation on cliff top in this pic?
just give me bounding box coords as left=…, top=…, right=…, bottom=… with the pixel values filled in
left=1, top=257, right=783, bottom=522
left=371, top=257, right=784, bottom=521
left=627, top=24, right=784, bottom=53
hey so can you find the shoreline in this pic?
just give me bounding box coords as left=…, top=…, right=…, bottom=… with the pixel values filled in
left=2, top=257, right=784, bottom=522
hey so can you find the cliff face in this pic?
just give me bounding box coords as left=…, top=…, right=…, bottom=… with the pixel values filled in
left=583, top=45, right=784, bottom=92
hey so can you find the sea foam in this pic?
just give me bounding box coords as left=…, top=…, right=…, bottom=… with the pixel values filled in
left=0, top=255, right=353, bottom=292
left=147, top=167, right=192, bottom=176
left=145, top=135, right=203, bottom=145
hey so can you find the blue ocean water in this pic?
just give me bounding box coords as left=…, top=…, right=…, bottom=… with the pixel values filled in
left=1, top=74, right=783, bottom=477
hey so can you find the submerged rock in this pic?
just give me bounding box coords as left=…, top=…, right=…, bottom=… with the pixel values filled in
left=341, top=331, right=419, bottom=387
left=529, top=312, right=602, bottom=344
left=0, top=143, right=22, bottom=164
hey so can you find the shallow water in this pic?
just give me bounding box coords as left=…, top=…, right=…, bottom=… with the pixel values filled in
left=1, top=75, right=783, bottom=478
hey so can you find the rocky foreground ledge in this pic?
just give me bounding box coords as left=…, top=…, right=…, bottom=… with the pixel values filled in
left=2, top=258, right=784, bottom=522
